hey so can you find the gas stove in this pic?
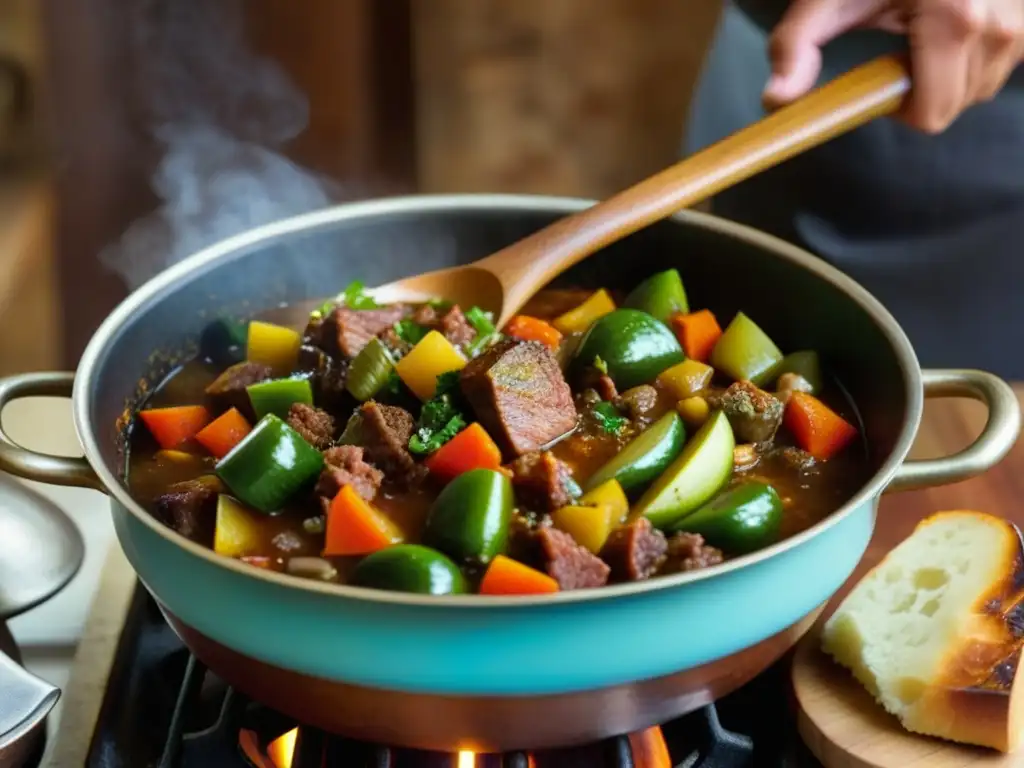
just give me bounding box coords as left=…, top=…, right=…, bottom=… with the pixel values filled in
left=57, top=576, right=820, bottom=768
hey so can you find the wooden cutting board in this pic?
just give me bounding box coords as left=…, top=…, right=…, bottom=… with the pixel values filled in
left=791, top=386, right=1024, bottom=768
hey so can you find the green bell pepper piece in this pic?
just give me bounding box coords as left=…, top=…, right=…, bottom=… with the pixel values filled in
left=669, top=480, right=782, bottom=554
left=215, top=414, right=324, bottom=513
left=623, top=269, right=689, bottom=324
left=573, top=309, right=685, bottom=390
left=346, top=337, right=395, bottom=401
left=423, top=468, right=512, bottom=566
left=246, top=377, right=314, bottom=420
left=351, top=544, right=468, bottom=595
left=769, top=350, right=823, bottom=395
left=709, top=312, right=784, bottom=385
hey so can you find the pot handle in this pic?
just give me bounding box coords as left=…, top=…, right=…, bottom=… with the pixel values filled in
left=886, top=369, right=1021, bottom=493
left=0, top=372, right=104, bottom=490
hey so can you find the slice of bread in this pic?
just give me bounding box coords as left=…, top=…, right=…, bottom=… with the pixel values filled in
left=822, top=510, right=1024, bottom=752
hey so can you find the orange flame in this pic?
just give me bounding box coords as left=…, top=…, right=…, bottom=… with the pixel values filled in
left=628, top=727, right=671, bottom=768
left=267, top=728, right=298, bottom=768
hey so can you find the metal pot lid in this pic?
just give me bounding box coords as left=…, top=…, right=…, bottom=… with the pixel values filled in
left=0, top=619, right=56, bottom=768
left=0, top=473, right=84, bottom=619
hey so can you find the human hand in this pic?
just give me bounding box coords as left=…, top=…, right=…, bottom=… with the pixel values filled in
left=764, top=0, right=1024, bottom=132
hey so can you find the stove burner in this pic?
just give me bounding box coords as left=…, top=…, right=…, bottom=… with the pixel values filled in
left=88, top=586, right=820, bottom=768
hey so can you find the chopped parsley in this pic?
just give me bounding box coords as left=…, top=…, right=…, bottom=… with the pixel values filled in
left=464, top=305, right=500, bottom=357
left=593, top=356, right=609, bottom=375
left=408, top=382, right=467, bottom=455
left=309, top=280, right=380, bottom=321
left=592, top=401, right=627, bottom=435
left=379, top=370, right=406, bottom=400
left=393, top=318, right=428, bottom=346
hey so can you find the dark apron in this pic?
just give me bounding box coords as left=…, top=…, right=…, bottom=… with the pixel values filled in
left=686, top=3, right=1024, bottom=378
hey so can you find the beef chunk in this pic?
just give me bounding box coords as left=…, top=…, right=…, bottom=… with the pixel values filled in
left=614, top=385, right=659, bottom=422
left=535, top=527, right=610, bottom=590
left=154, top=476, right=222, bottom=545
left=341, top=401, right=426, bottom=487
left=204, top=361, right=273, bottom=419
left=778, top=446, right=817, bottom=472
left=510, top=451, right=574, bottom=512
left=709, top=381, right=784, bottom=444
left=601, top=518, right=668, bottom=581
left=323, top=305, right=409, bottom=359
left=316, top=445, right=384, bottom=500
left=412, top=304, right=439, bottom=326
left=460, top=339, right=578, bottom=458
left=664, top=532, right=725, bottom=572
left=596, top=375, right=618, bottom=402
left=437, top=305, right=476, bottom=347
left=287, top=403, right=336, bottom=449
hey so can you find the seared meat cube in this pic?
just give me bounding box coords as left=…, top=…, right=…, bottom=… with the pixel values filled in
left=510, top=451, right=574, bottom=512
left=204, top=361, right=273, bottom=419
left=315, top=445, right=383, bottom=501
left=663, top=532, right=724, bottom=573
left=460, top=339, right=578, bottom=458
left=614, top=385, right=659, bottom=422
left=709, top=381, right=784, bottom=444
left=596, top=375, right=618, bottom=402
left=287, top=403, right=336, bottom=449
left=535, top=526, right=610, bottom=590
left=778, top=446, right=817, bottom=472
left=322, top=305, right=410, bottom=359
left=412, top=304, right=439, bottom=326
left=154, top=476, right=223, bottom=545
left=600, top=518, right=668, bottom=581
left=341, top=401, right=426, bottom=487
left=437, top=305, right=477, bottom=347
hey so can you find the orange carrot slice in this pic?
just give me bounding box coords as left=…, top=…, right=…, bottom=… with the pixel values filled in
left=670, top=309, right=722, bottom=362
left=195, top=407, right=252, bottom=459
left=503, top=315, right=564, bottom=350
left=323, top=485, right=403, bottom=556
left=783, top=391, right=858, bottom=460
left=139, top=405, right=212, bottom=449
left=479, top=555, right=559, bottom=595
left=424, top=423, right=503, bottom=481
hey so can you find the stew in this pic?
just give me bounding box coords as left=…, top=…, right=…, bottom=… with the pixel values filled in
left=127, top=271, right=868, bottom=596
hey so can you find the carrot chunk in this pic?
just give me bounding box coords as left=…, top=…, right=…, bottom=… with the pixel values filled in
left=139, top=405, right=212, bottom=449
left=195, top=408, right=252, bottom=458
left=670, top=309, right=722, bottom=362
left=783, top=391, right=858, bottom=460
left=424, top=423, right=503, bottom=481
left=323, top=485, right=403, bottom=556
left=479, top=555, right=559, bottom=595
left=503, top=315, right=564, bottom=350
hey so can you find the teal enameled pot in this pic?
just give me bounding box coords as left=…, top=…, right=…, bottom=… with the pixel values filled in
left=0, top=196, right=1018, bottom=752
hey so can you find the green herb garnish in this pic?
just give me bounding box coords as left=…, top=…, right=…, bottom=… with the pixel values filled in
left=340, top=280, right=380, bottom=310
left=593, top=356, right=609, bottom=375
left=592, top=401, right=627, bottom=435
left=409, top=395, right=467, bottom=455
left=393, top=318, right=428, bottom=346
left=463, top=306, right=500, bottom=357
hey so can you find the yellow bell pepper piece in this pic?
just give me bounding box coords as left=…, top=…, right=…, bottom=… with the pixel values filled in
left=552, top=289, right=616, bottom=335
left=657, top=359, right=714, bottom=400
left=395, top=330, right=467, bottom=401
left=552, top=504, right=615, bottom=554
left=580, top=479, right=629, bottom=525
left=677, top=396, right=710, bottom=427
left=214, top=495, right=264, bottom=558
left=246, top=321, right=301, bottom=376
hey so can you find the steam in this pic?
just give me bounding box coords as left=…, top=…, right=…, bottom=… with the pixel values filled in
left=100, top=0, right=340, bottom=288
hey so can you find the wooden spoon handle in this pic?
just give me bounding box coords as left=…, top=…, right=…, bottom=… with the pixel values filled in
left=482, top=54, right=911, bottom=322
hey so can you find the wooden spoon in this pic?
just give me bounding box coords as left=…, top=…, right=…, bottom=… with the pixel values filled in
left=339, top=55, right=910, bottom=326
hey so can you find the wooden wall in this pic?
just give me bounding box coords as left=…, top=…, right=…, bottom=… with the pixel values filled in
left=413, top=0, right=722, bottom=197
